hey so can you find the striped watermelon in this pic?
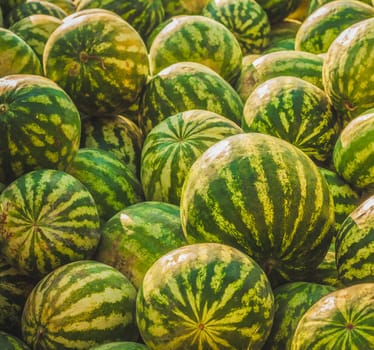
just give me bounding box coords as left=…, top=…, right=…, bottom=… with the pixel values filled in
left=201, top=0, right=271, bottom=55
left=21, top=260, right=139, bottom=349
left=0, top=28, right=42, bottom=77
left=180, top=133, right=334, bottom=286
left=262, top=281, right=335, bottom=350
left=234, top=50, right=324, bottom=102
left=322, top=17, right=374, bottom=122
left=242, top=76, right=339, bottom=165
left=90, top=342, right=148, bottom=350
left=5, top=0, right=67, bottom=27
left=335, top=194, right=374, bottom=285
left=333, top=109, right=374, bottom=192
left=140, top=109, right=243, bottom=205
left=307, top=0, right=372, bottom=16
left=75, top=0, right=164, bottom=41
left=66, top=148, right=144, bottom=223
left=140, top=61, right=244, bottom=134
left=0, top=331, right=30, bottom=349
left=136, top=242, right=275, bottom=350
left=0, top=169, right=101, bottom=279
left=148, top=15, right=242, bottom=83
left=43, top=9, right=149, bottom=116
left=9, top=14, right=62, bottom=63
left=0, top=74, right=81, bottom=185
left=80, top=114, right=143, bottom=178
left=291, top=282, right=374, bottom=349
left=295, top=0, right=374, bottom=54
left=0, top=257, right=34, bottom=336
left=319, top=167, right=360, bottom=234
left=95, top=201, right=187, bottom=289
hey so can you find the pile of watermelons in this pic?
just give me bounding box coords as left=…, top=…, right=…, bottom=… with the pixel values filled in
left=0, top=0, right=373, bottom=348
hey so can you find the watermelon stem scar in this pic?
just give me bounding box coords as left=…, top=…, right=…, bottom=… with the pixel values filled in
left=79, top=51, right=106, bottom=70
left=344, top=100, right=357, bottom=112
left=0, top=104, right=7, bottom=114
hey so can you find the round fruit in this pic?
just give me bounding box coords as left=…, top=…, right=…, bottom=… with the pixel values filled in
left=21, top=260, right=139, bottom=349
left=180, top=133, right=334, bottom=286
left=136, top=242, right=275, bottom=350
left=0, top=74, right=81, bottom=185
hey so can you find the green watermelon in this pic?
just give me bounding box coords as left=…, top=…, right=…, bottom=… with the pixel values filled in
left=43, top=9, right=149, bottom=116
left=322, top=17, right=374, bottom=122
left=335, top=194, right=374, bottom=285
left=89, top=342, right=148, bottom=350
left=332, top=109, right=374, bottom=191
left=95, top=201, right=187, bottom=289
left=201, top=0, right=271, bottom=55
left=136, top=242, right=275, bottom=350
left=140, top=109, right=243, bottom=205
left=42, top=0, right=75, bottom=14
left=140, top=61, right=244, bottom=134
left=0, top=169, right=101, bottom=279
left=0, top=257, right=34, bottom=336
left=0, top=74, right=81, bottom=185
left=319, top=167, right=360, bottom=234
left=180, top=133, right=334, bottom=286
left=291, top=282, right=374, bottom=349
left=242, top=76, right=339, bottom=165
left=295, top=0, right=374, bottom=54
left=148, top=15, right=242, bottom=83
left=0, top=331, right=30, bottom=349
left=9, top=14, right=62, bottom=63
left=307, top=0, right=372, bottom=16
left=234, top=50, right=324, bottom=102
left=75, top=0, right=164, bottom=41
left=66, top=148, right=144, bottom=223
left=80, top=114, right=143, bottom=178
left=5, top=0, right=66, bottom=27
left=0, top=28, right=42, bottom=77
left=262, top=281, right=335, bottom=350
left=21, top=260, right=139, bottom=349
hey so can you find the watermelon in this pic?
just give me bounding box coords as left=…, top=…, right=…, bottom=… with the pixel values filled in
left=0, top=74, right=81, bottom=185
left=148, top=15, right=242, bottom=83
left=295, top=0, right=374, bottom=54
left=322, top=17, right=374, bottom=122
left=8, top=14, right=62, bottom=63
left=332, top=109, right=374, bottom=192
left=95, top=201, right=187, bottom=289
left=162, top=0, right=209, bottom=17
left=335, top=194, right=374, bottom=286
left=242, top=76, right=339, bottom=165
left=0, top=28, right=42, bottom=77
left=66, top=148, right=144, bottom=223
left=140, top=109, right=243, bottom=205
left=180, top=133, right=334, bottom=286
left=80, top=114, right=143, bottom=178
left=89, top=342, right=148, bottom=350
left=201, top=0, right=271, bottom=55
left=0, top=257, right=34, bottom=336
left=21, top=260, right=139, bottom=349
left=0, top=331, right=30, bottom=349
left=234, top=50, right=324, bottom=102
left=5, top=0, right=67, bottom=27
left=43, top=9, right=149, bottom=116
left=0, top=169, right=101, bottom=279
left=140, top=61, right=244, bottom=134
left=291, top=282, right=374, bottom=349
left=307, top=0, right=372, bottom=16
left=75, top=0, right=165, bottom=41
left=262, top=281, right=335, bottom=350
left=136, top=242, right=275, bottom=350
left=319, top=167, right=360, bottom=234
left=43, top=0, right=76, bottom=14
